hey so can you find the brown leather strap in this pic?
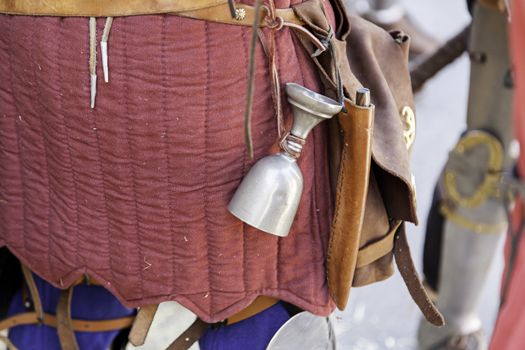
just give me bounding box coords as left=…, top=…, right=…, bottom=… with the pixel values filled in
left=128, top=304, right=159, bottom=346
left=166, top=319, right=209, bottom=350
left=355, top=221, right=401, bottom=269
left=56, top=287, right=79, bottom=350
left=20, top=264, right=44, bottom=322
left=394, top=226, right=445, bottom=326
left=0, top=312, right=134, bottom=332
left=179, top=3, right=303, bottom=27
left=0, top=0, right=228, bottom=17
left=165, top=296, right=279, bottom=350
left=226, top=296, right=278, bottom=325
left=0, top=0, right=303, bottom=27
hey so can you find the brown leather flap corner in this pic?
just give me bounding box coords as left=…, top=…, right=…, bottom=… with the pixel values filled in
left=355, top=220, right=401, bottom=269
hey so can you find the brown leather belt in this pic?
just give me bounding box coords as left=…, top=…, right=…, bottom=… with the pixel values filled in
left=129, top=296, right=279, bottom=347
left=0, top=312, right=135, bottom=333
left=0, top=0, right=303, bottom=27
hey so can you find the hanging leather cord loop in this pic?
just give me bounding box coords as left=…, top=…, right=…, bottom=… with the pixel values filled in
left=263, top=1, right=285, bottom=140
left=242, top=1, right=328, bottom=158
left=243, top=0, right=263, bottom=159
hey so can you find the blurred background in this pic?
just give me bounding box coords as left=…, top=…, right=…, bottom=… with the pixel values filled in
left=332, top=0, right=505, bottom=349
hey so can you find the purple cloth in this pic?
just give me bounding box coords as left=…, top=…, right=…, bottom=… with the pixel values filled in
left=199, top=302, right=291, bottom=350
left=8, top=275, right=134, bottom=350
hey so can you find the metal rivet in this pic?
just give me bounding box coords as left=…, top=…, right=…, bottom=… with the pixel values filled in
left=235, top=8, right=246, bottom=21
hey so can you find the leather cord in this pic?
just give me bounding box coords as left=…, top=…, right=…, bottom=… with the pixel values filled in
left=56, top=287, right=79, bottom=350
left=356, top=221, right=401, bottom=269
left=243, top=0, right=263, bottom=159
left=264, top=0, right=285, bottom=139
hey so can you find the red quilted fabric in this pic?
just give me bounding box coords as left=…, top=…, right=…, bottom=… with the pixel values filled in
left=0, top=0, right=336, bottom=322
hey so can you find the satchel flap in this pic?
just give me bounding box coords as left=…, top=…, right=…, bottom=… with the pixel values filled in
left=346, top=15, right=418, bottom=224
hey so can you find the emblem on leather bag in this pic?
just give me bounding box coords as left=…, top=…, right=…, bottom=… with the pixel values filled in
left=401, top=106, right=416, bottom=149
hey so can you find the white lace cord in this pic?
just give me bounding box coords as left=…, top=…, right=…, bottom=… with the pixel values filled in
left=101, top=17, right=113, bottom=83
left=89, top=17, right=97, bottom=109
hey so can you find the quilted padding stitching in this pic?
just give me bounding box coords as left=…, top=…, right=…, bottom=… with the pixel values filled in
left=90, top=17, right=116, bottom=291
left=294, top=40, right=317, bottom=300
left=56, top=18, right=82, bottom=269
left=204, top=21, right=213, bottom=315
left=29, top=17, right=56, bottom=279
left=4, top=18, right=24, bottom=252
left=122, top=17, right=146, bottom=300
left=159, top=16, right=176, bottom=298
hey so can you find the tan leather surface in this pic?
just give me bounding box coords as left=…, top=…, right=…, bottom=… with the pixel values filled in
left=0, top=0, right=303, bottom=27
left=352, top=170, right=394, bottom=286
left=0, top=0, right=228, bottom=17
left=0, top=312, right=134, bottom=332
left=327, top=99, right=374, bottom=310
left=129, top=304, right=159, bottom=346
left=179, top=3, right=304, bottom=27
left=356, top=221, right=401, bottom=269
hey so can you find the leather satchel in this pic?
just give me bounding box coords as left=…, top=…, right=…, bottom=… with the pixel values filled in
left=294, top=0, right=443, bottom=325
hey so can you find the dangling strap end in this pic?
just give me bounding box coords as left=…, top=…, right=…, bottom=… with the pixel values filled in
left=90, top=73, right=97, bottom=109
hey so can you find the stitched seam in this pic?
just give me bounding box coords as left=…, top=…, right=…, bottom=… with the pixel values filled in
left=6, top=17, right=28, bottom=255
left=160, top=16, right=176, bottom=295
left=91, top=18, right=116, bottom=290
left=56, top=18, right=82, bottom=268
left=326, top=138, right=346, bottom=299
left=29, top=18, right=55, bottom=278
left=204, top=21, right=213, bottom=314
left=240, top=26, right=248, bottom=297
left=123, top=18, right=145, bottom=298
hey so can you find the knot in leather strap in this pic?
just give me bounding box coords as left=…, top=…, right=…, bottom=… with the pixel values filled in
left=312, top=25, right=334, bottom=57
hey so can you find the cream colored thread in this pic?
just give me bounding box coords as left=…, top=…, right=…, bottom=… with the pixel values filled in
left=101, top=17, right=113, bottom=83
left=89, top=17, right=97, bottom=108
